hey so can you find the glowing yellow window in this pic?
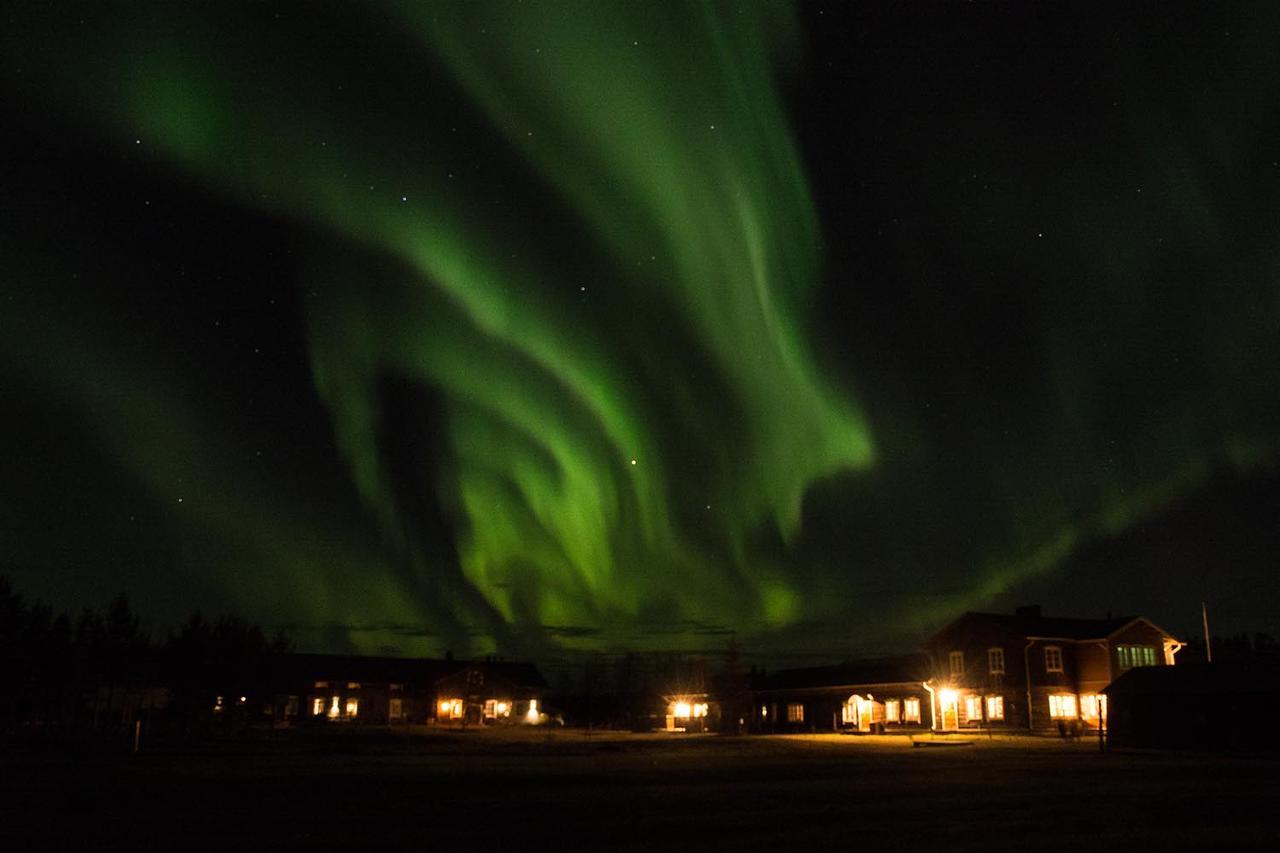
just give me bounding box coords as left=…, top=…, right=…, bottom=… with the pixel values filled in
left=1048, top=694, right=1077, bottom=719
left=986, top=696, right=1004, bottom=720
left=903, top=698, right=921, bottom=723
left=345, top=697, right=358, bottom=717
left=964, top=695, right=982, bottom=722
left=885, top=699, right=900, bottom=722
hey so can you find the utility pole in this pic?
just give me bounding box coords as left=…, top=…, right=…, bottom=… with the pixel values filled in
left=1201, top=602, right=1212, bottom=663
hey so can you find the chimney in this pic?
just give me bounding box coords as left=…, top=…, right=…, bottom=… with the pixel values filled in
left=1014, top=605, right=1042, bottom=618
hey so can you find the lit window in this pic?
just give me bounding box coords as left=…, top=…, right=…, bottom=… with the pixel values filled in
left=986, top=695, right=1004, bottom=720
left=314, top=681, right=328, bottom=689
left=904, top=698, right=921, bottom=723
left=495, top=701, right=510, bottom=717
left=389, top=698, right=402, bottom=719
left=949, top=651, right=964, bottom=678
left=345, top=697, right=358, bottom=717
left=1080, top=694, right=1106, bottom=719
left=964, top=695, right=982, bottom=722
left=787, top=703, right=805, bottom=723
left=213, top=695, right=225, bottom=714
left=842, top=697, right=857, bottom=725
left=693, top=703, right=709, bottom=718
left=526, top=699, right=539, bottom=722
left=312, top=697, right=325, bottom=716
left=885, top=699, right=900, bottom=722
left=328, top=696, right=341, bottom=718
left=346, top=682, right=360, bottom=690
left=1117, top=645, right=1157, bottom=669
left=1045, top=646, right=1063, bottom=673
left=438, top=698, right=463, bottom=719
left=988, top=647, right=1005, bottom=675
left=672, top=701, right=692, bottom=719
left=760, top=705, right=768, bottom=719
left=1048, top=694, right=1077, bottom=719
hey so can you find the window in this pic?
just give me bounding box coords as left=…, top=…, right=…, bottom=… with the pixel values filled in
left=345, top=697, right=359, bottom=718
left=313, top=681, right=329, bottom=688
left=964, top=695, right=982, bottom=722
left=312, top=697, right=325, bottom=716
left=1048, top=694, right=1077, bottom=719
left=1117, top=645, right=1157, bottom=669
left=213, top=695, right=225, bottom=714
left=1045, top=646, right=1063, bottom=673
left=438, top=698, right=463, bottom=719
left=885, top=699, right=900, bottom=723
left=1080, top=694, right=1106, bottom=719
left=346, top=682, right=360, bottom=690
left=986, top=695, right=1004, bottom=720
left=787, top=703, right=805, bottom=723
left=903, top=698, right=921, bottom=723
left=284, top=695, right=299, bottom=717
left=389, top=698, right=403, bottom=720
left=328, top=696, right=341, bottom=718
left=949, top=651, right=965, bottom=678
left=988, top=647, right=1005, bottom=675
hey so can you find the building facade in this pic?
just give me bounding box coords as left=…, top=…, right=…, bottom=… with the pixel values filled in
left=923, top=606, right=1182, bottom=733
left=750, top=656, right=934, bottom=733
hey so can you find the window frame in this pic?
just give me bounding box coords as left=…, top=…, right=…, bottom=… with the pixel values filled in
left=1044, top=645, right=1064, bottom=673
left=988, top=647, right=1005, bottom=675
left=986, top=695, right=1004, bottom=720
left=949, top=650, right=965, bottom=678
left=1048, top=693, right=1077, bottom=719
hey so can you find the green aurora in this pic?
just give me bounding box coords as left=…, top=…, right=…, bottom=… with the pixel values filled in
left=3, top=2, right=1279, bottom=656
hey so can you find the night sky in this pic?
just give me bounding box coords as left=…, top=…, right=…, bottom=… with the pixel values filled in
left=3, top=1, right=1279, bottom=663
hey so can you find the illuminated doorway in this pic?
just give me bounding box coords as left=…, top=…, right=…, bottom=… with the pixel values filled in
left=938, top=690, right=959, bottom=731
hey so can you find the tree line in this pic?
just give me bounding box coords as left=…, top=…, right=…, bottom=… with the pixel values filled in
left=0, top=576, right=290, bottom=739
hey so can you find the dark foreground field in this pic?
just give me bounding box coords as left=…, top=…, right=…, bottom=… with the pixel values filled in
left=3, top=729, right=1277, bottom=851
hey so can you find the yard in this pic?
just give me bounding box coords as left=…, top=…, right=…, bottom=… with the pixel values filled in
left=3, top=729, right=1276, bottom=850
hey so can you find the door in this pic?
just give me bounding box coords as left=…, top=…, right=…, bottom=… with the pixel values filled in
left=940, top=694, right=959, bottom=731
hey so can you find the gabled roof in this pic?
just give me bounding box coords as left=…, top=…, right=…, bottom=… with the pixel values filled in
left=276, top=654, right=546, bottom=689
left=930, top=611, right=1179, bottom=643
left=753, top=654, right=930, bottom=692
left=436, top=661, right=548, bottom=690
left=1104, top=660, right=1280, bottom=696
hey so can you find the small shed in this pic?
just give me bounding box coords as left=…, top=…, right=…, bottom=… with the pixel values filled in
left=1103, top=661, right=1280, bottom=752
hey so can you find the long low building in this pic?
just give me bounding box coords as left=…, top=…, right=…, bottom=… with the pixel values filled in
left=751, top=655, right=934, bottom=733
left=268, top=655, right=548, bottom=726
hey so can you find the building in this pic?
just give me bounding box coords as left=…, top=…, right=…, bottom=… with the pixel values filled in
left=271, top=655, right=547, bottom=726
left=923, top=606, right=1182, bottom=733
left=750, top=655, right=934, bottom=733
left=1104, top=660, right=1280, bottom=751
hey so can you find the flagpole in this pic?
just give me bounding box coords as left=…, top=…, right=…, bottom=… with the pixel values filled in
left=1201, top=602, right=1212, bottom=663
